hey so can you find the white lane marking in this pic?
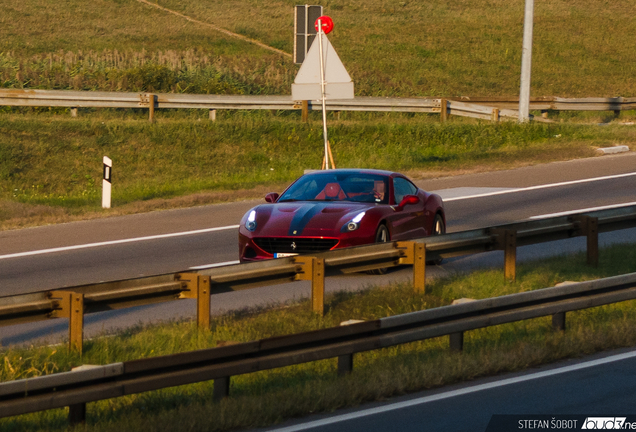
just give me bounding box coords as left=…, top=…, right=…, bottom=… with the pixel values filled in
left=443, top=171, right=636, bottom=202
left=189, top=260, right=240, bottom=270
left=530, top=201, right=636, bottom=219
left=0, top=225, right=240, bottom=260
left=271, top=349, right=636, bottom=432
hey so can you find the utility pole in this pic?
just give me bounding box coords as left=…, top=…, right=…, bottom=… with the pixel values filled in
left=519, top=0, right=534, bottom=122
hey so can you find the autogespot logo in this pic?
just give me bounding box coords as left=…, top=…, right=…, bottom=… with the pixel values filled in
left=582, top=417, right=627, bottom=429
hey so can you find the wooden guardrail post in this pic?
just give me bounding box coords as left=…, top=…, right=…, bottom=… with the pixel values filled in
left=302, top=100, right=309, bottom=122
left=440, top=98, right=448, bottom=122
left=68, top=403, right=86, bottom=425
left=148, top=93, right=155, bottom=122
left=213, top=376, right=230, bottom=401
left=450, top=332, right=464, bottom=352
left=295, top=257, right=325, bottom=314
left=397, top=241, right=426, bottom=293
left=492, top=229, right=517, bottom=283
left=177, top=273, right=212, bottom=329
left=49, top=291, right=84, bottom=354
left=572, top=215, right=599, bottom=267
left=552, top=312, right=566, bottom=331
left=338, top=354, right=353, bottom=376
left=491, top=108, right=499, bottom=122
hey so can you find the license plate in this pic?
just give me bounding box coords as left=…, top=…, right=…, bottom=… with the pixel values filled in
left=274, top=253, right=298, bottom=258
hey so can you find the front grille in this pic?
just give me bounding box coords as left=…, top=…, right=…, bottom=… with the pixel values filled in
left=254, top=238, right=339, bottom=254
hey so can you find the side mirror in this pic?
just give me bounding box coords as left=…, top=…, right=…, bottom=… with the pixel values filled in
left=395, top=195, right=419, bottom=211
left=265, top=192, right=279, bottom=203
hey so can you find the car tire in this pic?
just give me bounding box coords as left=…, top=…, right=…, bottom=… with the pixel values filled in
left=367, top=224, right=390, bottom=275
left=427, top=213, right=445, bottom=265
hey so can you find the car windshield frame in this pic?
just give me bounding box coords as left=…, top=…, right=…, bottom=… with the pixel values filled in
left=278, top=172, right=390, bottom=204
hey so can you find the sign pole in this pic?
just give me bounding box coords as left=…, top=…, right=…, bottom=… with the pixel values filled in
left=317, top=19, right=330, bottom=170
left=518, top=0, right=534, bottom=122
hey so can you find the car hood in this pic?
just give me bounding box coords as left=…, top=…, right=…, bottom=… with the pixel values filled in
left=250, top=201, right=375, bottom=237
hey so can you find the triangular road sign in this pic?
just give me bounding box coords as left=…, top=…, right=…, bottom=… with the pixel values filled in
left=292, top=32, right=354, bottom=100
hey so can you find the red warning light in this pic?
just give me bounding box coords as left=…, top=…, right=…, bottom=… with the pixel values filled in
left=315, top=16, right=334, bottom=34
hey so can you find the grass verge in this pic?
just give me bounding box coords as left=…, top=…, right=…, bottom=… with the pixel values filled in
left=2, top=109, right=636, bottom=230
left=2, top=242, right=636, bottom=431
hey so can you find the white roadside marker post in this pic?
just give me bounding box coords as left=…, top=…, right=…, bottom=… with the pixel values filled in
left=102, top=156, right=112, bottom=209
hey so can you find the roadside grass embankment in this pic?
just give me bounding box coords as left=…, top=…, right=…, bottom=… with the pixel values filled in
left=3, top=0, right=636, bottom=98
left=2, top=109, right=636, bottom=230
left=2, top=243, right=636, bottom=431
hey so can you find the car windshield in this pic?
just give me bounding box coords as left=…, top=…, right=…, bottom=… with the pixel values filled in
left=279, top=172, right=389, bottom=204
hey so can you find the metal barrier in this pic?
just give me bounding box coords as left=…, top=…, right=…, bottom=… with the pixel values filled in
left=1, top=89, right=634, bottom=122
left=1, top=205, right=635, bottom=357
left=2, top=271, right=636, bottom=424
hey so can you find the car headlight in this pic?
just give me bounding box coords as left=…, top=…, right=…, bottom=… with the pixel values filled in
left=342, top=211, right=365, bottom=232
left=245, top=210, right=257, bottom=231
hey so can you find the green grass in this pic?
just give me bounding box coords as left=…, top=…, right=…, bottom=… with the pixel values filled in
left=2, top=0, right=636, bottom=97
left=2, top=108, right=636, bottom=229
left=2, top=243, right=636, bottom=431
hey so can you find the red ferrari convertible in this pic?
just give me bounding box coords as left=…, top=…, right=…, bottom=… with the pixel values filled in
left=239, top=169, right=445, bottom=263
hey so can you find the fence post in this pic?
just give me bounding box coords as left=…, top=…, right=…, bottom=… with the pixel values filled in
left=492, top=229, right=517, bottom=283
left=440, top=99, right=448, bottom=122
left=177, top=273, right=212, bottom=329
left=552, top=312, right=566, bottom=331
left=68, top=403, right=86, bottom=425
left=573, top=215, right=599, bottom=267
left=295, top=257, right=325, bottom=315
left=148, top=93, right=155, bottom=122
left=338, top=354, right=353, bottom=375
left=213, top=376, right=230, bottom=401
left=397, top=242, right=426, bottom=293
left=50, top=291, right=84, bottom=354
left=450, top=332, right=464, bottom=352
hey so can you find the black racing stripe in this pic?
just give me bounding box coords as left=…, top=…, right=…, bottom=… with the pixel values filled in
left=288, top=203, right=330, bottom=236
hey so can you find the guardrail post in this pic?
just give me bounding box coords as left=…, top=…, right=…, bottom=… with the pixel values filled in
left=440, top=99, right=448, bottom=122
left=294, top=257, right=325, bottom=315
left=397, top=242, right=426, bottom=293
left=492, top=229, right=517, bottom=283
left=450, top=332, right=464, bottom=352
left=338, top=354, right=353, bottom=376
left=302, top=100, right=309, bottom=122
left=573, top=215, right=599, bottom=267
left=213, top=376, right=230, bottom=401
left=491, top=108, right=499, bottom=122
left=71, top=107, right=78, bottom=118
left=177, top=273, right=212, bottom=329
left=209, top=109, right=217, bottom=121
left=50, top=291, right=84, bottom=354
left=69, top=403, right=86, bottom=425
left=148, top=93, right=155, bottom=123
left=552, top=312, right=566, bottom=331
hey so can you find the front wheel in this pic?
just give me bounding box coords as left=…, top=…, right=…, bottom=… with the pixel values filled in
left=427, top=213, right=445, bottom=265
left=367, top=224, right=390, bottom=275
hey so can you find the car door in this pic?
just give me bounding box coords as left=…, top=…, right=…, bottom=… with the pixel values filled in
left=387, top=177, right=426, bottom=240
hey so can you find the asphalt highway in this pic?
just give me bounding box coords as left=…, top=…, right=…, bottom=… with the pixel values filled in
left=1, top=153, right=636, bottom=347
left=263, top=347, right=636, bottom=432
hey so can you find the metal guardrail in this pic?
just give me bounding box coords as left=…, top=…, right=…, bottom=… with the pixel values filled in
left=2, top=271, right=636, bottom=424
left=1, top=205, right=635, bottom=356
left=1, top=89, right=633, bottom=122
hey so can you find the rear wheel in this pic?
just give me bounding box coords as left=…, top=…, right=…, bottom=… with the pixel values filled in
left=427, top=213, right=445, bottom=265
left=367, top=225, right=390, bottom=275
